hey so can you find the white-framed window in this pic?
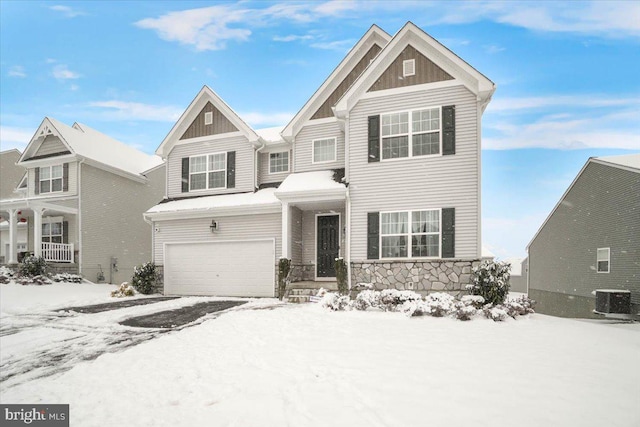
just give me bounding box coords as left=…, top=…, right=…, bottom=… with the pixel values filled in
left=380, top=209, right=440, bottom=259
left=42, top=221, right=63, bottom=244
left=269, top=151, right=289, bottom=174
left=313, top=138, right=337, bottom=163
left=204, top=111, right=213, bottom=125
left=597, top=247, right=610, bottom=273
left=381, top=107, right=441, bottom=160
left=189, top=152, right=226, bottom=191
left=403, top=59, right=415, bottom=77
left=39, top=165, right=63, bottom=193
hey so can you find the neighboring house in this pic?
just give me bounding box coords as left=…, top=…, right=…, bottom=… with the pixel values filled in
left=145, top=22, right=495, bottom=297
left=527, top=154, right=640, bottom=318
left=504, top=257, right=527, bottom=293
left=0, top=149, right=28, bottom=263
left=0, top=118, right=165, bottom=284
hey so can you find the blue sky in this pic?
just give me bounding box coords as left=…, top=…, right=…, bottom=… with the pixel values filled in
left=1, top=1, right=638, bottom=259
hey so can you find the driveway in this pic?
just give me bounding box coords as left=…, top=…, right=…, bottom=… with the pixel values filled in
left=0, top=297, right=248, bottom=391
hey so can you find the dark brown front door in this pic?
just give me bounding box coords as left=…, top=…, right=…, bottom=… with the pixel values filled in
left=317, top=215, right=339, bottom=278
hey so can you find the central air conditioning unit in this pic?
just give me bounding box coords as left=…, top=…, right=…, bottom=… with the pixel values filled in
left=594, top=289, right=631, bottom=315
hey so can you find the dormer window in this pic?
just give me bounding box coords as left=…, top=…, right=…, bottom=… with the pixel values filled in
left=403, top=59, right=415, bottom=77
left=40, top=165, right=63, bottom=193
left=204, top=112, right=213, bottom=125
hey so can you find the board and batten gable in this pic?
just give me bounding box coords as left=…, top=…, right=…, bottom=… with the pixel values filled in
left=348, top=84, right=480, bottom=260
left=153, top=212, right=282, bottom=265
left=294, top=120, right=345, bottom=173
left=528, top=161, right=640, bottom=308
left=166, top=134, right=254, bottom=198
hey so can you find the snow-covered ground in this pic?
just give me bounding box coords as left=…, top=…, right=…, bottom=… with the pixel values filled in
left=1, top=283, right=639, bottom=427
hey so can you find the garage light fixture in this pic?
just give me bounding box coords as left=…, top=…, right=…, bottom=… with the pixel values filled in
left=210, top=220, right=219, bottom=233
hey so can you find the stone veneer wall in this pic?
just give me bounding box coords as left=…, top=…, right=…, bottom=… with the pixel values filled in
left=290, top=264, right=315, bottom=282
left=351, top=260, right=481, bottom=297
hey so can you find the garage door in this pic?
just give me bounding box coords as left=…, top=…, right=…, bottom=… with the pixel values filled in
left=164, top=239, right=275, bottom=297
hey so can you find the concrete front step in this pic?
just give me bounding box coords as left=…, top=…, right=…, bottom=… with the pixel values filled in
left=288, top=295, right=311, bottom=304
left=287, top=281, right=338, bottom=303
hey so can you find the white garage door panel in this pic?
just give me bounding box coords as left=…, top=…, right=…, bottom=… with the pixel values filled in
left=164, top=240, right=275, bottom=297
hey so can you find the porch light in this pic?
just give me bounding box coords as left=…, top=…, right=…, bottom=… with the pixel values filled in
left=210, top=220, right=219, bottom=233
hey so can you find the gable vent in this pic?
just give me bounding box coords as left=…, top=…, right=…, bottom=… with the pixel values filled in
left=403, top=59, right=415, bottom=77
left=204, top=111, right=213, bottom=125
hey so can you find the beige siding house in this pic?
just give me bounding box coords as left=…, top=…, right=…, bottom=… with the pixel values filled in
left=0, top=118, right=165, bottom=284
left=0, top=149, right=28, bottom=262
left=145, top=22, right=495, bottom=297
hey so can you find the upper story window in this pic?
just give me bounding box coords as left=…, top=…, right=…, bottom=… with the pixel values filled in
left=597, top=247, right=610, bottom=273
left=403, top=59, right=415, bottom=77
left=313, top=137, right=337, bottom=163
left=380, top=209, right=440, bottom=259
left=269, top=151, right=289, bottom=174
left=40, top=165, right=63, bottom=193
left=189, top=152, right=226, bottom=191
left=381, top=107, right=440, bottom=160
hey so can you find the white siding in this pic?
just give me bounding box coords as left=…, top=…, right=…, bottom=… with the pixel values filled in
left=34, top=135, right=68, bottom=157
left=166, top=135, right=254, bottom=198
left=153, top=212, right=282, bottom=264
left=259, top=150, right=291, bottom=185
left=348, top=85, right=480, bottom=260
left=27, top=161, right=78, bottom=197
left=301, top=209, right=345, bottom=265
left=294, top=121, right=345, bottom=172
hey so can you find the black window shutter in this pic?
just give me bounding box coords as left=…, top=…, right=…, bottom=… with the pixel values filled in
left=367, top=212, right=380, bottom=260
left=368, top=115, right=380, bottom=163
left=34, top=167, right=40, bottom=195
left=181, top=157, right=189, bottom=192
left=442, top=208, right=455, bottom=258
left=62, top=220, right=69, bottom=244
left=62, top=163, right=69, bottom=191
left=442, top=105, right=455, bottom=155
left=226, top=151, right=235, bottom=188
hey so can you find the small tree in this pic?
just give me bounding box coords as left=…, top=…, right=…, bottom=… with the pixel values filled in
left=335, top=258, right=348, bottom=295
left=278, top=258, right=292, bottom=300
left=19, top=255, right=48, bottom=277
left=131, top=262, right=159, bottom=295
left=466, top=260, right=511, bottom=305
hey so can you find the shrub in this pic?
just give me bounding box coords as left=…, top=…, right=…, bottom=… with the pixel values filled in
left=131, top=262, right=159, bottom=295
left=483, top=306, right=509, bottom=322
left=504, top=295, right=536, bottom=318
left=335, top=258, right=348, bottom=295
left=19, top=255, right=48, bottom=277
left=353, top=289, right=380, bottom=311
left=52, top=273, right=83, bottom=283
left=378, top=289, right=423, bottom=312
left=17, top=275, right=52, bottom=286
left=111, top=282, right=135, bottom=297
left=466, top=260, right=511, bottom=305
left=320, top=292, right=351, bottom=311
left=278, top=258, right=292, bottom=301
left=422, top=292, right=456, bottom=317
left=0, top=266, right=15, bottom=284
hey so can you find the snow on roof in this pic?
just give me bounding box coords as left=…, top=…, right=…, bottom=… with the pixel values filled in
left=47, top=118, right=163, bottom=176
left=275, top=170, right=345, bottom=194
left=595, top=153, right=640, bottom=171
left=147, top=188, right=280, bottom=214
left=481, top=245, right=495, bottom=259
left=255, top=126, right=285, bottom=144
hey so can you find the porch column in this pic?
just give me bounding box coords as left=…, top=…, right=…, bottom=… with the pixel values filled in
left=7, top=209, right=18, bottom=264
left=33, top=208, right=43, bottom=257
left=281, top=202, right=290, bottom=259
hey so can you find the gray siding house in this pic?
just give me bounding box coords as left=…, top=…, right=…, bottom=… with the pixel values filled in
left=527, top=154, right=640, bottom=318
left=0, top=118, right=165, bottom=284
left=145, top=22, right=495, bottom=297
left=0, top=149, right=28, bottom=262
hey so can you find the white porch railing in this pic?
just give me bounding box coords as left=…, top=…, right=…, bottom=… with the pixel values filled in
left=41, top=242, right=74, bottom=263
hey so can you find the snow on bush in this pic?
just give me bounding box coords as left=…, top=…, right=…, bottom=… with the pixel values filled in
left=352, top=290, right=380, bottom=311
left=320, top=292, right=351, bottom=311
left=16, top=275, right=52, bottom=286
left=0, top=266, right=15, bottom=284
left=379, top=289, right=423, bottom=312
left=111, top=282, right=136, bottom=298
left=350, top=282, right=374, bottom=292
left=466, top=260, right=511, bottom=305
left=132, top=262, right=159, bottom=295
left=422, top=293, right=456, bottom=317
left=504, top=295, right=537, bottom=318
left=52, top=273, right=83, bottom=283
left=484, top=306, right=509, bottom=322
left=18, top=255, right=48, bottom=277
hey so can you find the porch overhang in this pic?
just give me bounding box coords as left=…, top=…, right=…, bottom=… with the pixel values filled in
left=0, top=198, right=79, bottom=215
left=274, top=170, right=347, bottom=208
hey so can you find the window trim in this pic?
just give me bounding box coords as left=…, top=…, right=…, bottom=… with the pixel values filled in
left=596, top=247, right=610, bottom=274
left=312, top=137, right=337, bottom=164
left=403, top=59, right=415, bottom=77
left=269, top=151, right=290, bottom=174
left=380, top=106, right=442, bottom=161
left=39, top=164, right=64, bottom=194
left=379, top=208, right=442, bottom=260
left=188, top=152, right=227, bottom=192
left=204, top=111, right=213, bottom=125
left=42, top=219, right=63, bottom=244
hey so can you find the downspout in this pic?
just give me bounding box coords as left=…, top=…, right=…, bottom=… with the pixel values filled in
left=77, top=157, right=85, bottom=277
left=254, top=140, right=266, bottom=190
left=344, top=113, right=352, bottom=289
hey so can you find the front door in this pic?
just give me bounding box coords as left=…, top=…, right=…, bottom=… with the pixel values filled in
left=317, top=214, right=340, bottom=278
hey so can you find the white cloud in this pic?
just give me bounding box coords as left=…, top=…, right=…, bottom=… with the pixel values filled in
left=88, top=101, right=182, bottom=122
left=310, top=39, right=356, bottom=51
left=488, top=95, right=640, bottom=112
left=8, top=66, right=26, bottom=78
left=238, top=112, right=293, bottom=127
left=49, top=5, right=86, bottom=18
left=0, top=126, right=34, bottom=150
left=52, top=64, right=80, bottom=80
left=273, top=34, right=314, bottom=42
left=70, top=84, right=79, bottom=91
left=484, top=44, right=505, bottom=54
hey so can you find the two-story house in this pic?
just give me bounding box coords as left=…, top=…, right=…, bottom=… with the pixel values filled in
left=144, top=22, right=495, bottom=297
left=0, top=117, right=165, bottom=284
left=0, top=148, right=28, bottom=262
